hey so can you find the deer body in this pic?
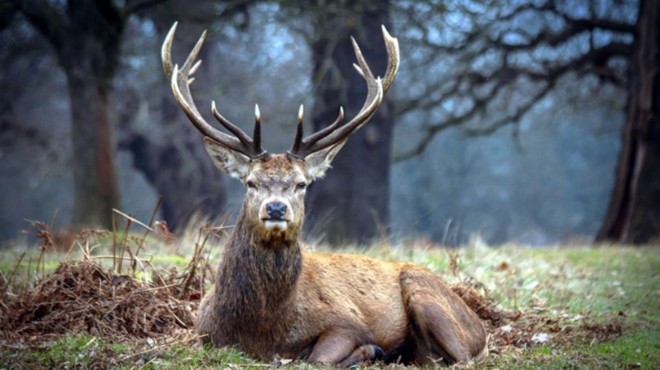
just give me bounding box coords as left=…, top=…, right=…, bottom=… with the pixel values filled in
left=198, top=237, right=412, bottom=362
left=163, top=24, right=487, bottom=366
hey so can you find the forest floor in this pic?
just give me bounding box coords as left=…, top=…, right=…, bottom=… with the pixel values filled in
left=0, top=221, right=658, bottom=369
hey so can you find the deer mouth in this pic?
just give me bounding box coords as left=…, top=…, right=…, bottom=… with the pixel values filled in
left=263, top=219, right=289, bottom=231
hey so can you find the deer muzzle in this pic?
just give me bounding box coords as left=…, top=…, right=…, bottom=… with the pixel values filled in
left=260, top=197, right=293, bottom=231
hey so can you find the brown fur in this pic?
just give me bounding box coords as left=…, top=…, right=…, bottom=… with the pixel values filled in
left=196, top=154, right=487, bottom=366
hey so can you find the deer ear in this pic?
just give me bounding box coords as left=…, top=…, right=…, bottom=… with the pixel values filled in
left=203, top=137, right=251, bottom=181
left=303, top=142, right=346, bottom=180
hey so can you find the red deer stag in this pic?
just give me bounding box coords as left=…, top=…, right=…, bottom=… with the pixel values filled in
left=162, top=22, right=487, bottom=366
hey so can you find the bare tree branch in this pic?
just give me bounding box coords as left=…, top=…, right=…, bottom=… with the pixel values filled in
left=465, top=81, right=555, bottom=136
left=393, top=0, right=636, bottom=162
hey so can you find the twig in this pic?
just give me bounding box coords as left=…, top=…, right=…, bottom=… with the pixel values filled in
left=112, top=211, right=118, bottom=272
left=123, top=242, right=137, bottom=277
left=90, top=255, right=149, bottom=261
left=82, top=337, right=97, bottom=348
left=179, top=241, right=203, bottom=299
left=136, top=196, right=163, bottom=257
left=143, top=260, right=166, bottom=290
left=448, top=251, right=461, bottom=279
left=112, top=209, right=154, bottom=232
left=117, top=216, right=133, bottom=274
left=137, top=357, right=157, bottom=370
left=26, top=255, right=32, bottom=291
left=163, top=304, right=188, bottom=327
left=37, top=246, right=47, bottom=279
left=5, top=252, right=26, bottom=291
left=79, top=239, right=92, bottom=261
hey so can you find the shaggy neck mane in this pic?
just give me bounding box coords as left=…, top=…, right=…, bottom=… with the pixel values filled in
left=213, top=205, right=303, bottom=346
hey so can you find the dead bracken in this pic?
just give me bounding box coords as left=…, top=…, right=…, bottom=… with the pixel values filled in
left=0, top=260, right=195, bottom=341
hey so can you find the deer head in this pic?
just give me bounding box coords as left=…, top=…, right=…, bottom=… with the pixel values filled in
left=161, top=23, right=399, bottom=244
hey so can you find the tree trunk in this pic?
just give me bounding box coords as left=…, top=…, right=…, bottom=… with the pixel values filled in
left=12, top=0, right=126, bottom=229
left=596, top=0, right=660, bottom=244
left=58, top=4, right=123, bottom=229
left=307, top=2, right=394, bottom=245
left=66, top=69, right=119, bottom=228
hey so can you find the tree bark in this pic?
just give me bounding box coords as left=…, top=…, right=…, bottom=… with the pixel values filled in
left=596, top=0, right=660, bottom=244
left=306, top=2, right=394, bottom=245
left=58, top=2, right=123, bottom=229
left=66, top=70, right=119, bottom=228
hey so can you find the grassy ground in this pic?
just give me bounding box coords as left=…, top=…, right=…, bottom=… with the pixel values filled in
left=0, top=231, right=658, bottom=369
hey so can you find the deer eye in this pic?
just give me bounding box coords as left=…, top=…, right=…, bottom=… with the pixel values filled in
left=246, top=180, right=257, bottom=189
left=296, top=182, right=307, bottom=190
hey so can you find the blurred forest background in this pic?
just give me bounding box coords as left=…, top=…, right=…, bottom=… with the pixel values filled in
left=0, top=0, right=658, bottom=247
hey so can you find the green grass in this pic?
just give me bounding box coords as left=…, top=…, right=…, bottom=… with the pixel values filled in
left=1, top=239, right=658, bottom=369
left=480, top=327, right=658, bottom=369
left=0, top=334, right=129, bottom=369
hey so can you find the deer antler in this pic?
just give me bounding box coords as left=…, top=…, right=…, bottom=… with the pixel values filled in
left=162, top=22, right=265, bottom=158
left=289, top=26, right=400, bottom=158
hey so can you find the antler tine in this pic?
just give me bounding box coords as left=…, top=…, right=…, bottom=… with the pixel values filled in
left=290, top=26, right=399, bottom=158
left=163, top=22, right=265, bottom=158
left=291, top=105, right=305, bottom=154
left=211, top=101, right=252, bottom=145
left=380, top=25, right=400, bottom=94
left=289, top=106, right=345, bottom=155
left=253, top=104, right=264, bottom=154
left=302, top=107, right=345, bottom=147
left=161, top=22, right=178, bottom=79
left=350, top=36, right=376, bottom=82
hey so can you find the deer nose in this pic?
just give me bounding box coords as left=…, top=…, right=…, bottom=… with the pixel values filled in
left=266, top=201, right=287, bottom=220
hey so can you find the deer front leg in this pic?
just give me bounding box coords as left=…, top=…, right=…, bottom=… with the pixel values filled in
left=307, top=329, right=383, bottom=367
